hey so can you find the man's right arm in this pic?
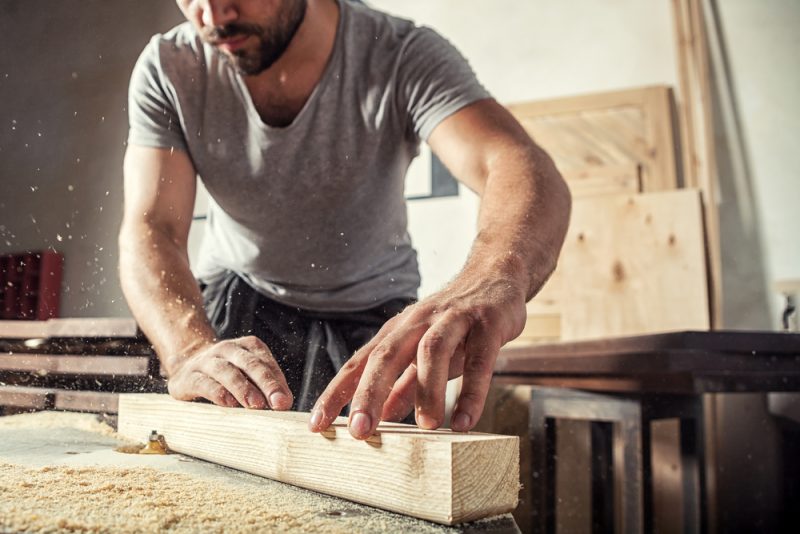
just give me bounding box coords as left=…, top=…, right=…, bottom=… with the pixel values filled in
left=119, top=145, right=293, bottom=410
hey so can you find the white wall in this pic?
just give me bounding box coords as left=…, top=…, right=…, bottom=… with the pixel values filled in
left=715, top=0, right=800, bottom=319
left=0, top=1, right=184, bottom=318
left=370, top=0, right=681, bottom=299
left=371, top=0, right=798, bottom=330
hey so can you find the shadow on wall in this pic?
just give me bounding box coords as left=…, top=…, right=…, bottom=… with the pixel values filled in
left=707, top=0, right=773, bottom=330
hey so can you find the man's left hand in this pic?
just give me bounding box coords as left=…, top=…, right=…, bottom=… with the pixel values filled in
left=308, top=270, right=527, bottom=439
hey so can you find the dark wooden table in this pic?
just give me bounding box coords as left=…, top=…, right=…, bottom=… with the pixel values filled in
left=493, top=330, right=800, bottom=534
left=496, top=330, right=800, bottom=394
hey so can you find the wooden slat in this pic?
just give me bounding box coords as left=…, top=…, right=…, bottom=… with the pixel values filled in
left=559, top=189, right=710, bottom=340
left=507, top=313, right=561, bottom=348
left=507, top=85, right=680, bottom=192
left=671, top=0, right=723, bottom=328
left=0, top=386, right=119, bottom=413
left=0, top=318, right=138, bottom=339
left=117, top=394, right=519, bottom=525
left=561, top=164, right=642, bottom=198
left=0, top=386, right=53, bottom=410
left=54, top=391, right=119, bottom=413
left=0, top=354, right=149, bottom=376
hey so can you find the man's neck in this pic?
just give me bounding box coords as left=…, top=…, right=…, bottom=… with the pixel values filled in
left=244, top=0, right=340, bottom=127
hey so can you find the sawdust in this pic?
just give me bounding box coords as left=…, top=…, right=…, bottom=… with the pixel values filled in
left=0, top=411, right=115, bottom=437
left=0, top=413, right=461, bottom=533
left=0, top=463, right=453, bottom=533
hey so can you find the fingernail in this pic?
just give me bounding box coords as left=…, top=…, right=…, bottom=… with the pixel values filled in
left=417, top=413, right=437, bottom=429
left=245, top=392, right=257, bottom=409
left=350, top=412, right=372, bottom=437
left=453, top=412, right=471, bottom=432
left=269, top=392, right=290, bottom=409
left=309, top=410, right=323, bottom=430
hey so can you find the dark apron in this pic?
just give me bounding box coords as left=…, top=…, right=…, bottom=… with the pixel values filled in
left=200, top=271, right=412, bottom=413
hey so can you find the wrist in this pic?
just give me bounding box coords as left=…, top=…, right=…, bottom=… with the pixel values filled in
left=467, top=231, right=558, bottom=302
left=164, top=338, right=215, bottom=376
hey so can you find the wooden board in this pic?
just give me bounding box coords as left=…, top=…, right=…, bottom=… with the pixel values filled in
left=117, top=394, right=519, bottom=525
left=671, top=0, right=723, bottom=328
left=561, top=164, right=642, bottom=198
left=54, top=390, right=119, bottom=413
left=506, top=313, right=561, bottom=348
left=0, top=386, right=52, bottom=410
left=0, top=354, right=149, bottom=376
left=0, top=386, right=119, bottom=413
left=0, top=318, right=138, bottom=339
left=507, top=86, right=680, bottom=192
left=559, top=189, right=710, bottom=340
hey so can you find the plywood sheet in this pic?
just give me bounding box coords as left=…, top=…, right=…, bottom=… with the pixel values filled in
left=507, top=86, right=680, bottom=192
left=559, top=189, right=710, bottom=340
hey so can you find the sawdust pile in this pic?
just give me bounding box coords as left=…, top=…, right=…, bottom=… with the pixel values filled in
left=0, top=411, right=116, bottom=437
left=0, top=463, right=450, bottom=534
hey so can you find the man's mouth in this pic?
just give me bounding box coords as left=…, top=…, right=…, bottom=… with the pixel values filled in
left=215, top=35, right=251, bottom=53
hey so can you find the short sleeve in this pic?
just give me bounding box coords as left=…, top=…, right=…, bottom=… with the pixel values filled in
left=127, top=38, right=187, bottom=151
left=396, top=27, right=491, bottom=141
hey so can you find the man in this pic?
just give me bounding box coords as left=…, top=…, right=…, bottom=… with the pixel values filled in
left=119, top=0, right=570, bottom=440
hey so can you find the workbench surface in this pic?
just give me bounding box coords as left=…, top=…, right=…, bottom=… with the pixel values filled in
left=0, top=412, right=519, bottom=533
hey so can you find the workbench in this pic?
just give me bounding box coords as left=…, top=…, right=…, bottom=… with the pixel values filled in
left=0, top=412, right=519, bottom=533
left=493, top=330, right=800, bottom=534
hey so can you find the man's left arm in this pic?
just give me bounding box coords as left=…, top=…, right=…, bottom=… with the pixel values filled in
left=309, top=98, right=571, bottom=438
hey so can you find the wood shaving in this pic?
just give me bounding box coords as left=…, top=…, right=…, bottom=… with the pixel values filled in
left=0, top=411, right=115, bottom=437
left=0, top=412, right=471, bottom=533
left=0, top=463, right=454, bottom=533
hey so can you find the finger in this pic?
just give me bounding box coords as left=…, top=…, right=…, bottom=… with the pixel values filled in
left=308, top=337, right=379, bottom=432
left=200, top=356, right=260, bottom=409
left=415, top=312, right=471, bottom=429
left=451, top=322, right=502, bottom=432
left=349, top=323, right=427, bottom=439
left=230, top=339, right=294, bottom=410
left=449, top=340, right=466, bottom=379
left=380, top=364, right=417, bottom=422
left=169, top=372, right=238, bottom=407
left=309, top=313, right=407, bottom=432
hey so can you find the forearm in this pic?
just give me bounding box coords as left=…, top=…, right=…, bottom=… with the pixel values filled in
left=464, top=141, right=571, bottom=301
left=119, top=222, right=216, bottom=375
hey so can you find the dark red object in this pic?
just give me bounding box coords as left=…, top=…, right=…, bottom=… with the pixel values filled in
left=0, top=250, right=63, bottom=320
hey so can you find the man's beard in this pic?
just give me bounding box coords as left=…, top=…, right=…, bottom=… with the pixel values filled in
left=203, top=1, right=308, bottom=76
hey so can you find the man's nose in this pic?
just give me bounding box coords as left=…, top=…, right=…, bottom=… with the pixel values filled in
left=200, top=0, right=238, bottom=28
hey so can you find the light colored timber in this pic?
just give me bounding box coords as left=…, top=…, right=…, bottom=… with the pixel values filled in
left=561, top=164, right=642, bottom=198
left=0, top=318, right=138, bottom=339
left=507, top=313, right=561, bottom=348
left=671, top=0, right=723, bottom=328
left=507, top=85, right=680, bottom=192
left=0, top=354, right=149, bottom=376
left=117, top=394, right=519, bottom=525
left=559, top=189, right=710, bottom=340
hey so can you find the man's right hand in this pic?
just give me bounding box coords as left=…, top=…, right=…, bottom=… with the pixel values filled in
left=166, top=336, right=294, bottom=410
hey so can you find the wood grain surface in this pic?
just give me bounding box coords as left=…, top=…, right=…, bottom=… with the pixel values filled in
left=559, top=189, right=710, bottom=340
left=117, top=394, right=520, bottom=525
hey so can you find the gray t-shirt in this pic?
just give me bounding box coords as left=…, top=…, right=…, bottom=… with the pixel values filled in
left=128, top=0, right=490, bottom=312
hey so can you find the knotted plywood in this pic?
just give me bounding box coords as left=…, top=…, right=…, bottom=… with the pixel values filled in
left=559, top=189, right=710, bottom=340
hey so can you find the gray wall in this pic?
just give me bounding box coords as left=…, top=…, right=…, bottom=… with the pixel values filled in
left=0, top=1, right=183, bottom=317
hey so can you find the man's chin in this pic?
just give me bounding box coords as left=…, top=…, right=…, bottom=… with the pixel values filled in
left=220, top=51, right=264, bottom=76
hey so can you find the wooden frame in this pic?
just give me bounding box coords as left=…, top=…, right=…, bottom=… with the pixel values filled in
left=507, top=85, right=681, bottom=192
